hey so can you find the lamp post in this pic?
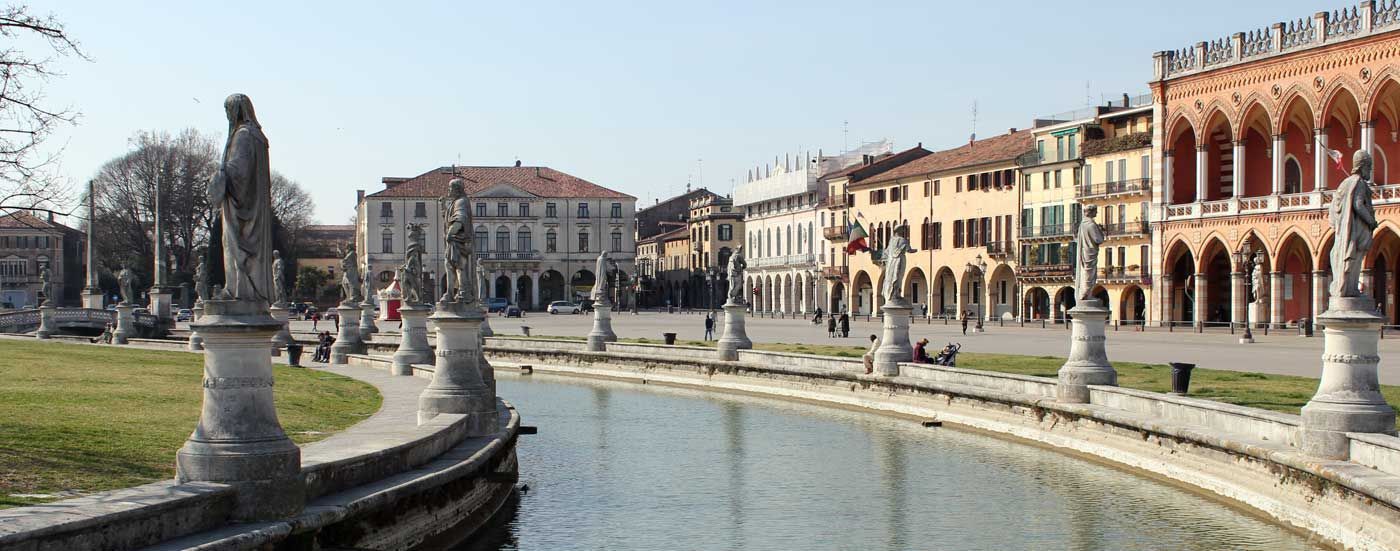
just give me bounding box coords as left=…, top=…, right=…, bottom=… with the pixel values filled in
left=1234, top=244, right=1255, bottom=344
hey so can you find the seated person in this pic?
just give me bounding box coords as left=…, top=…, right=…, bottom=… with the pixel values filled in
left=912, top=338, right=932, bottom=364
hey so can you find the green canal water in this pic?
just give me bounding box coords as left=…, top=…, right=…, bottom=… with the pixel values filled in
left=455, top=374, right=1325, bottom=550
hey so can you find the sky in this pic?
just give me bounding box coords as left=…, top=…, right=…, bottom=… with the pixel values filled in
left=37, top=0, right=1337, bottom=224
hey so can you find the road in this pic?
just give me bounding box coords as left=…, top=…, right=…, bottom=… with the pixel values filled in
left=279, top=310, right=1400, bottom=384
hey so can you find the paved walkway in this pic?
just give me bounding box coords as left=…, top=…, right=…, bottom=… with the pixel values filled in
left=271, top=311, right=1400, bottom=384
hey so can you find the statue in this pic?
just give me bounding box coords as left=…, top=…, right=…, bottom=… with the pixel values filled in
left=362, top=262, right=374, bottom=304
left=401, top=224, right=425, bottom=306
left=271, top=250, right=286, bottom=305
left=1250, top=251, right=1267, bottom=304
left=441, top=178, right=476, bottom=303
left=39, top=265, right=52, bottom=306
left=591, top=251, right=610, bottom=303
left=207, top=93, right=273, bottom=303
left=340, top=245, right=362, bottom=303
left=1329, top=150, right=1377, bottom=299
left=726, top=246, right=747, bottom=303
left=1075, top=205, right=1106, bottom=301
left=871, top=224, right=915, bottom=305
left=118, top=266, right=137, bottom=306
left=194, top=259, right=209, bottom=302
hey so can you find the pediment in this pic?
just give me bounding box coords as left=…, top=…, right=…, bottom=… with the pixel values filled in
left=475, top=183, right=537, bottom=199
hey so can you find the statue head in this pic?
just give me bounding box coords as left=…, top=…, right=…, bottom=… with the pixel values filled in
left=448, top=178, right=466, bottom=198
left=1353, top=149, right=1373, bottom=179
left=893, top=224, right=909, bottom=238
left=223, top=93, right=259, bottom=129
left=272, top=249, right=281, bottom=260
left=1084, top=205, right=1099, bottom=219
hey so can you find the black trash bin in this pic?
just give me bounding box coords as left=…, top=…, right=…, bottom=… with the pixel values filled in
left=1169, top=362, right=1195, bottom=395
left=663, top=332, right=677, bottom=345
left=287, top=343, right=305, bottom=367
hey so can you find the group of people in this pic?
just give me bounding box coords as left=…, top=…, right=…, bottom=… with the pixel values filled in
left=312, top=331, right=336, bottom=362
left=825, top=312, right=850, bottom=338
left=862, top=334, right=959, bottom=373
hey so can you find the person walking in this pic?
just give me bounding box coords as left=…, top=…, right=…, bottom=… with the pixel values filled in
left=703, top=312, right=715, bottom=340
left=333, top=311, right=339, bottom=332
left=839, top=312, right=850, bottom=338
left=862, top=334, right=880, bottom=374
left=311, top=312, right=319, bottom=331
left=961, top=310, right=970, bottom=336
left=826, top=314, right=837, bottom=338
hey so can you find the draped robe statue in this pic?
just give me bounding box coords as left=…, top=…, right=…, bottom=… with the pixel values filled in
left=591, top=251, right=611, bottom=303
left=1329, top=150, right=1377, bottom=299
left=39, top=265, right=52, bottom=306
left=340, top=246, right=362, bottom=303
left=727, top=246, right=747, bottom=304
left=1075, top=205, right=1106, bottom=301
left=271, top=250, right=286, bottom=305
left=871, top=225, right=915, bottom=305
left=194, top=259, right=209, bottom=302
left=362, top=262, right=374, bottom=305
left=442, top=179, right=475, bottom=303
left=401, top=224, right=425, bottom=306
left=207, top=94, right=273, bottom=303
left=118, top=266, right=137, bottom=306
left=1250, top=251, right=1267, bottom=304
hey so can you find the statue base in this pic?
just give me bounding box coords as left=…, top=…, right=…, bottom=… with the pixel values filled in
left=149, top=287, right=175, bottom=323
left=359, top=302, right=378, bottom=342
left=187, top=301, right=205, bottom=351
left=36, top=305, right=55, bottom=339
left=1301, top=297, right=1397, bottom=459
left=330, top=302, right=366, bottom=364
left=1057, top=299, right=1117, bottom=403
left=587, top=303, right=617, bottom=352
left=480, top=314, right=494, bottom=337
left=716, top=301, right=752, bottom=361
left=82, top=288, right=104, bottom=310
left=873, top=299, right=913, bottom=377
left=419, top=300, right=498, bottom=434
left=393, top=305, right=433, bottom=376
left=269, top=305, right=292, bottom=356
left=113, top=304, right=136, bottom=345
left=176, top=298, right=303, bottom=521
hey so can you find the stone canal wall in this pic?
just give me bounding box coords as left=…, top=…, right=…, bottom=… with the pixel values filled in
left=482, top=336, right=1400, bottom=551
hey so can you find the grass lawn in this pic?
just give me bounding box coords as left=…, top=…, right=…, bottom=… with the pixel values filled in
left=527, top=334, right=1400, bottom=426
left=0, top=340, right=381, bottom=509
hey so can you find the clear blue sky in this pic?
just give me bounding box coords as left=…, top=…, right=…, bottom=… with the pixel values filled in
left=41, top=0, right=1336, bottom=223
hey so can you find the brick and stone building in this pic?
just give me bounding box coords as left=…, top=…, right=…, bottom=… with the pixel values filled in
left=0, top=211, right=84, bottom=308
left=1079, top=96, right=1156, bottom=324
left=685, top=193, right=742, bottom=309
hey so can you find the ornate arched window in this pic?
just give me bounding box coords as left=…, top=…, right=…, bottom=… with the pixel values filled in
left=518, top=227, right=532, bottom=253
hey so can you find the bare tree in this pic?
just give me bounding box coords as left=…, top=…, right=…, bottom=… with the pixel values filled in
left=271, top=171, right=314, bottom=252
left=0, top=5, right=89, bottom=217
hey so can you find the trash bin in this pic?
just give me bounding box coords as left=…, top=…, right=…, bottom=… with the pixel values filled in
left=1300, top=318, right=1314, bottom=337
left=1169, top=362, right=1195, bottom=395
left=522, top=326, right=531, bottom=337
left=663, top=332, right=677, bottom=345
left=287, top=343, right=305, bottom=368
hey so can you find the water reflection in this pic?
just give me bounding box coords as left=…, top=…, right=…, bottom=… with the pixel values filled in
left=451, top=374, right=1323, bottom=551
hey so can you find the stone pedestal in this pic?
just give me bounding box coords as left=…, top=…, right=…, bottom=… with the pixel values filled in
left=716, top=301, right=752, bottom=361
left=82, top=288, right=104, bottom=310
left=359, top=302, right=378, bottom=342
left=1056, top=299, right=1117, bottom=403
left=188, top=301, right=205, bottom=351
left=392, top=305, right=433, bottom=376
left=873, top=300, right=913, bottom=377
left=480, top=314, right=494, bottom=337
left=269, top=304, right=292, bottom=356
left=1301, top=297, right=1397, bottom=459
left=149, top=287, right=174, bottom=323
left=36, top=305, right=55, bottom=339
left=113, top=304, right=135, bottom=345
left=330, top=302, right=366, bottom=364
left=587, top=302, right=617, bottom=352
left=418, top=300, right=498, bottom=434
left=176, top=299, right=303, bottom=521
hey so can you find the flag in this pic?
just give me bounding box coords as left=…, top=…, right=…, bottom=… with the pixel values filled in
left=846, top=220, right=869, bottom=255
left=1316, top=134, right=1348, bottom=177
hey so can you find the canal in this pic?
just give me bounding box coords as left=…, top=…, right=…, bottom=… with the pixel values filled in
left=455, top=373, right=1325, bottom=550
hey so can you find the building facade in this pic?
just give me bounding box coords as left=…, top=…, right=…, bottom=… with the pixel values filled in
left=1018, top=115, right=1090, bottom=321
left=1080, top=98, right=1156, bottom=324
left=686, top=193, right=742, bottom=309
left=1151, top=4, right=1400, bottom=327
left=0, top=211, right=83, bottom=308
left=357, top=165, right=636, bottom=310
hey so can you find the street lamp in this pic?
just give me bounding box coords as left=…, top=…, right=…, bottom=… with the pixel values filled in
left=1234, top=244, right=1255, bottom=344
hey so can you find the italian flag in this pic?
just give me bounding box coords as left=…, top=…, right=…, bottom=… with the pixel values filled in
left=1316, top=134, right=1349, bottom=177
left=846, top=220, right=870, bottom=254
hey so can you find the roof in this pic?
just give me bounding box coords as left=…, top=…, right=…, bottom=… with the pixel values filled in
left=0, top=210, right=71, bottom=231
left=655, top=225, right=689, bottom=243
left=367, top=166, right=635, bottom=200
left=863, top=131, right=1034, bottom=186
left=819, top=145, right=932, bottom=184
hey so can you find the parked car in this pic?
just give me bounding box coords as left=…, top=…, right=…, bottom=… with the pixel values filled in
left=175, top=308, right=193, bottom=321
left=486, top=297, right=509, bottom=313
left=548, top=301, right=582, bottom=314
left=105, top=304, right=117, bottom=311
left=505, top=305, right=522, bottom=318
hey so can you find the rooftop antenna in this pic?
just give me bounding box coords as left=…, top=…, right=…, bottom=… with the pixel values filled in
left=970, top=100, right=978, bottom=144
left=1085, top=80, right=1092, bottom=107
left=697, top=158, right=703, bottom=189
left=842, top=120, right=849, bottom=154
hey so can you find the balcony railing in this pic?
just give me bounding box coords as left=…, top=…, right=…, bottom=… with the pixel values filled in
left=1018, top=224, right=1074, bottom=239
left=821, top=194, right=849, bottom=209
left=479, top=250, right=542, bottom=261
left=1019, top=263, right=1073, bottom=279
left=1101, top=221, right=1149, bottom=237
left=822, top=265, right=848, bottom=281
left=1078, top=178, right=1152, bottom=199
left=823, top=225, right=850, bottom=241
left=1099, top=266, right=1151, bottom=284
left=984, top=240, right=1013, bottom=257
left=751, top=253, right=817, bottom=268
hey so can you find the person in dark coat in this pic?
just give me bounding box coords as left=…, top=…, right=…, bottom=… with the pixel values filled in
left=826, top=314, right=837, bottom=338
left=961, top=310, right=970, bottom=335
left=703, top=313, right=715, bottom=340
left=839, top=313, right=850, bottom=338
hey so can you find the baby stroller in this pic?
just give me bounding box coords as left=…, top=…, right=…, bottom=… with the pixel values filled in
left=932, top=342, right=961, bottom=367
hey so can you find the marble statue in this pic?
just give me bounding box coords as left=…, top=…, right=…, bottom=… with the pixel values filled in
left=39, top=265, right=52, bottom=306
left=362, top=262, right=374, bottom=304
left=1075, top=205, right=1106, bottom=301
left=207, top=93, right=273, bottom=303
left=442, top=179, right=475, bottom=303
left=340, top=245, right=362, bottom=303
left=1251, top=251, right=1267, bottom=304
left=401, top=224, right=425, bottom=306
left=727, top=246, right=747, bottom=303
left=1329, top=150, right=1377, bottom=298
left=194, top=259, right=209, bottom=302
left=118, top=266, right=137, bottom=305
left=871, top=224, right=915, bottom=304
left=271, top=250, right=286, bottom=305
left=473, top=257, right=486, bottom=303
left=591, top=251, right=610, bottom=302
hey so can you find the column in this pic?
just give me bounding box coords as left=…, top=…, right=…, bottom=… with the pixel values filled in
left=509, top=271, right=519, bottom=306
left=1193, top=273, right=1207, bottom=327
left=531, top=271, right=541, bottom=310
left=1387, top=272, right=1396, bottom=322
left=1362, top=120, right=1376, bottom=158
left=1230, top=272, right=1246, bottom=326
left=1314, top=129, right=1328, bottom=191
left=1272, top=134, right=1286, bottom=194
left=1160, top=275, right=1173, bottom=327
left=82, top=180, right=103, bottom=309
left=1195, top=144, right=1208, bottom=202
left=1163, top=152, right=1175, bottom=205
left=1313, top=270, right=1329, bottom=322
left=1270, top=271, right=1285, bottom=327
left=1232, top=140, right=1246, bottom=198
left=985, top=278, right=996, bottom=321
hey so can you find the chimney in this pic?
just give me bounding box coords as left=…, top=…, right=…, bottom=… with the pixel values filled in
left=1008, top=127, right=1017, bottom=134
left=356, top=189, right=365, bottom=204
left=515, top=159, right=522, bottom=167
left=535, top=167, right=540, bottom=177
left=1123, top=93, right=1131, bottom=107
left=47, top=211, right=54, bottom=223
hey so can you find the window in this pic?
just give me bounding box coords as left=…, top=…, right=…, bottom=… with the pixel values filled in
left=1037, top=140, right=1045, bottom=161
left=719, top=224, right=733, bottom=241
left=956, top=176, right=963, bottom=192
left=414, top=202, right=427, bottom=218
left=1056, top=136, right=1064, bottom=161
left=1118, top=159, right=1127, bottom=184
left=475, top=203, right=487, bottom=217
left=0, top=259, right=26, bottom=277
left=380, top=202, right=393, bottom=218
left=497, top=203, right=508, bottom=217
left=923, top=181, right=930, bottom=197
left=1084, top=164, right=1093, bottom=187
left=546, top=202, right=557, bottom=218
left=474, top=228, right=488, bottom=251
left=546, top=230, right=558, bottom=252
left=932, top=222, right=942, bottom=250
left=1067, top=134, right=1077, bottom=158
left=1106, top=248, right=1114, bottom=269
left=1041, top=172, right=1049, bottom=190
left=934, top=180, right=941, bottom=195
left=611, top=231, right=623, bottom=252
left=496, top=227, right=510, bottom=252
left=1141, top=245, right=1150, bottom=275
left=577, top=202, right=590, bottom=218
left=578, top=231, right=589, bottom=252
left=1054, top=170, right=1062, bottom=188
left=1104, top=161, right=1115, bottom=183
left=519, top=203, right=530, bottom=217
left=1140, top=155, right=1150, bottom=181
left=900, top=185, right=909, bottom=200
left=953, top=220, right=964, bottom=248
left=518, top=228, right=532, bottom=252
left=611, top=203, right=622, bottom=218
left=381, top=230, right=393, bottom=253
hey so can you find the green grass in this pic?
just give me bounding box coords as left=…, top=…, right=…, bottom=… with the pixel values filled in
left=525, top=334, right=1400, bottom=427
left=0, top=340, right=381, bottom=509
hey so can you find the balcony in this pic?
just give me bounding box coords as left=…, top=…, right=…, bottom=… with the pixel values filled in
left=820, top=194, right=849, bottom=209
left=751, top=253, right=817, bottom=268
left=1100, top=266, right=1151, bottom=285
left=479, top=250, right=542, bottom=261
left=1018, top=224, right=1074, bottom=240
left=984, top=240, right=1013, bottom=258
left=1102, top=221, right=1149, bottom=238
left=1018, top=263, right=1072, bottom=283
left=1078, top=178, right=1152, bottom=199
left=823, top=225, right=850, bottom=242
left=822, top=265, right=848, bottom=281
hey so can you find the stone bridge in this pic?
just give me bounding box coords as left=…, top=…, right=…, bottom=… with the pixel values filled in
left=0, top=308, right=163, bottom=337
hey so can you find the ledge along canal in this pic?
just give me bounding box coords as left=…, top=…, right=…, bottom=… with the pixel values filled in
left=448, top=373, right=1325, bottom=551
